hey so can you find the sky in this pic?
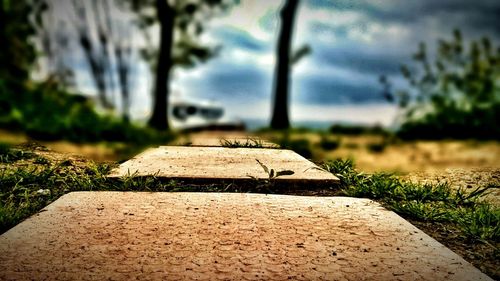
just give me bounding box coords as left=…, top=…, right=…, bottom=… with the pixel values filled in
left=43, top=0, right=500, bottom=128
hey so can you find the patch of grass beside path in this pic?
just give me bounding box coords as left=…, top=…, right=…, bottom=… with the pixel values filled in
left=0, top=144, right=184, bottom=233
left=1, top=143, right=297, bottom=233
left=323, top=158, right=499, bottom=279
left=323, top=158, right=499, bottom=243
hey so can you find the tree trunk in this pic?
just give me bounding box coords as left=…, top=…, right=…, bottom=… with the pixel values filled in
left=148, top=0, right=175, bottom=130
left=270, top=0, right=299, bottom=130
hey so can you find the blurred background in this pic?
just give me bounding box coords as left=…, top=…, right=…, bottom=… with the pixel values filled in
left=1, top=0, right=499, bottom=172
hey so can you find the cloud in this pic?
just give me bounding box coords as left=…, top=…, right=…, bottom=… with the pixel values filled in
left=305, top=0, right=500, bottom=36
left=291, top=103, right=398, bottom=126
left=293, top=74, right=383, bottom=105
left=176, top=61, right=272, bottom=101
left=212, top=27, right=269, bottom=53
left=311, top=42, right=407, bottom=76
left=209, top=0, right=281, bottom=42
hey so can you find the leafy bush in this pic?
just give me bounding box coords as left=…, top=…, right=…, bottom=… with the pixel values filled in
left=382, top=30, right=500, bottom=140
left=0, top=80, right=174, bottom=145
left=319, top=135, right=341, bottom=150
left=277, top=137, right=312, bottom=159
left=329, top=124, right=389, bottom=136
left=366, top=142, right=387, bottom=153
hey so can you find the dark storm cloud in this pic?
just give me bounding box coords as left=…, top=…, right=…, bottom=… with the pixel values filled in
left=186, top=63, right=271, bottom=101
left=316, top=46, right=403, bottom=75
left=294, top=74, right=383, bottom=105
left=309, top=23, right=407, bottom=75
left=306, top=0, right=500, bottom=33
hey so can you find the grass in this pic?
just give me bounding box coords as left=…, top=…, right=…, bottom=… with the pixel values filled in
left=323, top=158, right=499, bottom=244
left=0, top=142, right=35, bottom=163
left=0, top=144, right=191, bottom=232
left=219, top=138, right=268, bottom=148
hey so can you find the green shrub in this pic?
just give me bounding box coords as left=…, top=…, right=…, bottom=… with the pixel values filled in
left=276, top=136, right=312, bottom=159
left=0, top=80, right=174, bottom=145
left=319, top=136, right=341, bottom=150
left=383, top=30, right=500, bottom=140
left=329, top=124, right=389, bottom=136
left=366, top=142, right=387, bottom=153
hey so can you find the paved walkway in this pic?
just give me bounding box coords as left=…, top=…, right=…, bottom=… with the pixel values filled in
left=0, top=192, right=490, bottom=280
left=108, top=146, right=339, bottom=185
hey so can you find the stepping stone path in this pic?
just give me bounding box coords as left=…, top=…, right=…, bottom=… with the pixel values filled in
left=0, top=136, right=493, bottom=280
left=180, top=137, right=279, bottom=148
left=175, top=133, right=278, bottom=148
left=0, top=192, right=490, bottom=280
left=108, top=146, right=339, bottom=186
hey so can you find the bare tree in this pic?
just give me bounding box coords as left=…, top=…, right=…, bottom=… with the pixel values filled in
left=270, top=0, right=300, bottom=130
left=71, top=0, right=114, bottom=109
left=103, top=0, right=134, bottom=121
left=32, top=0, right=74, bottom=86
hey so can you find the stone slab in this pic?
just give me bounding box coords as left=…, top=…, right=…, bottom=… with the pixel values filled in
left=173, top=133, right=278, bottom=148
left=174, top=132, right=278, bottom=148
left=178, top=138, right=279, bottom=148
left=108, top=146, right=339, bottom=185
left=0, top=192, right=491, bottom=281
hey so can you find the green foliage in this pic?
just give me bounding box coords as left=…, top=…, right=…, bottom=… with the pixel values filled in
left=385, top=30, right=500, bottom=140
left=255, top=159, right=294, bottom=180
left=0, top=143, right=35, bottom=163
left=455, top=204, right=500, bottom=241
left=366, top=141, right=387, bottom=153
left=397, top=182, right=452, bottom=203
left=329, top=124, right=389, bottom=136
left=0, top=0, right=38, bottom=87
left=323, top=158, right=499, bottom=243
left=277, top=137, right=312, bottom=159
left=0, top=80, right=174, bottom=144
left=319, top=135, right=341, bottom=151
left=130, top=0, right=238, bottom=69
left=220, top=138, right=270, bottom=148
left=342, top=172, right=399, bottom=199
left=390, top=201, right=452, bottom=222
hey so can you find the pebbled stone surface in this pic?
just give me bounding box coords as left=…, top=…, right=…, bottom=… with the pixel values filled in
left=0, top=192, right=491, bottom=280
left=107, top=146, right=339, bottom=185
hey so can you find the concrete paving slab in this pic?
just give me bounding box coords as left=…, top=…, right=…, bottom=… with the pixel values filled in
left=177, top=137, right=279, bottom=148
left=172, top=132, right=278, bottom=148
left=0, top=192, right=491, bottom=281
left=108, top=146, right=339, bottom=185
